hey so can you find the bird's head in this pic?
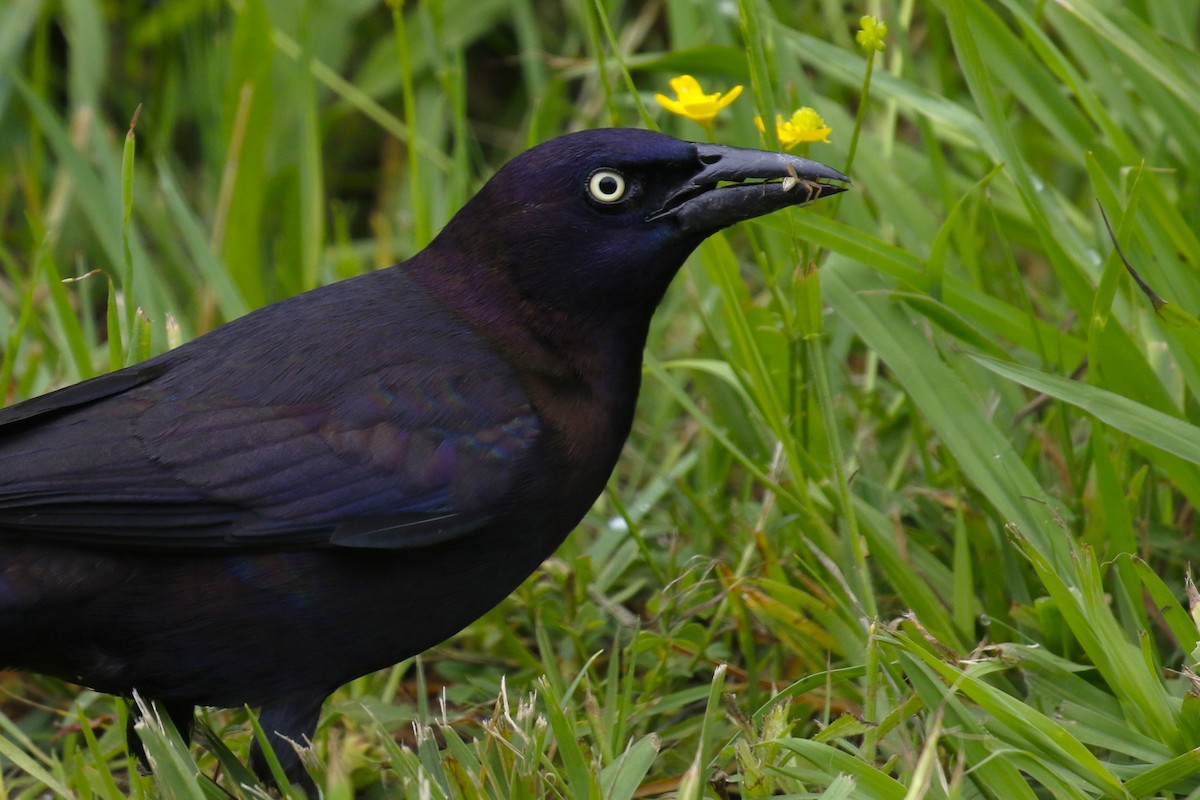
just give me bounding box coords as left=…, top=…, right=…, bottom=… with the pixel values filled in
left=429, top=128, right=848, bottom=337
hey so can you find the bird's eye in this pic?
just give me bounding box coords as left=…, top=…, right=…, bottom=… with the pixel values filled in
left=587, top=169, right=628, bottom=204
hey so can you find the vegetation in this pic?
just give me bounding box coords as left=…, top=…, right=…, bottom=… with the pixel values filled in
left=2, top=0, right=1200, bottom=797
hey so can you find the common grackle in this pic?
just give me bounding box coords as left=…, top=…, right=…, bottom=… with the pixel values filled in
left=0, top=128, right=846, bottom=787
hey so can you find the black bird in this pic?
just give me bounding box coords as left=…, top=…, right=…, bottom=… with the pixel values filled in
left=0, top=128, right=846, bottom=786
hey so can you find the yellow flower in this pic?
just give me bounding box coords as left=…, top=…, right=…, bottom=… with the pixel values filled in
left=754, top=107, right=833, bottom=149
left=654, top=75, right=743, bottom=128
left=856, top=15, right=888, bottom=52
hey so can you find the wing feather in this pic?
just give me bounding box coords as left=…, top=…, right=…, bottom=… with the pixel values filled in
left=0, top=269, right=541, bottom=550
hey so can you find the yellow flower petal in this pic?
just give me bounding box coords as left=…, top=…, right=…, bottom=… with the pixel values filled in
left=654, top=94, right=687, bottom=116
left=715, top=84, right=743, bottom=110
left=670, top=74, right=704, bottom=98
left=656, top=74, right=743, bottom=126
left=761, top=107, right=833, bottom=149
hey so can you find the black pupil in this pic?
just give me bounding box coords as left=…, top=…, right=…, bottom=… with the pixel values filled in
left=598, top=176, right=619, bottom=196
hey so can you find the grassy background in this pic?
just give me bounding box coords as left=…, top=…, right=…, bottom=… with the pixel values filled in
left=2, top=0, right=1200, bottom=797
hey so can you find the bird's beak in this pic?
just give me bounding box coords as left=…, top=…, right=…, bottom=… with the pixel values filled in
left=650, top=142, right=850, bottom=234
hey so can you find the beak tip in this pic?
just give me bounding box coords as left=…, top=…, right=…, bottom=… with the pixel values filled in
left=665, top=142, right=852, bottom=233
left=791, top=156, right=849, bottom=187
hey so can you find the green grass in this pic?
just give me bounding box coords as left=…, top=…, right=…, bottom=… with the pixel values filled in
left=2, top=0, right=1200, bottom=797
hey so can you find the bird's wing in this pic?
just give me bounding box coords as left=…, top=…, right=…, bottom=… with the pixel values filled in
left=0, top=287, right=540, bottom=551
left=135, top=359, right=541, bottom=549
left=0, top=361, right=168, bottom=429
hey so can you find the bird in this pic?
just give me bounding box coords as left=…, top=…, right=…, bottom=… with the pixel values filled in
left=0, top=127, right=847, bottom=788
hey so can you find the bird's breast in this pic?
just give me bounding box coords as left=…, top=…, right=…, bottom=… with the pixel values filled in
left=517, top=368, right=638, bottom=530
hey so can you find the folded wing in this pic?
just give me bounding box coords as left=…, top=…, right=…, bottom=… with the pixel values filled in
left=0, top=270, right=540, bottom=550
